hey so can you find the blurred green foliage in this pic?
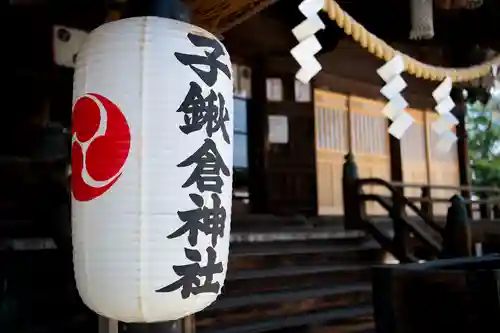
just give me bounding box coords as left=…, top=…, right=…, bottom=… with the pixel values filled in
left=467, top=101, right=500, bottom=187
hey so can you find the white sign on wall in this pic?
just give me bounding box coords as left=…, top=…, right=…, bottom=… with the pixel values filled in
left=294, top=79, right=311, bottom=102
left=238, top=65, right=252, bottom=99
left=268, top=115, right=289, bottom=144
left=266, top=78, right=283, bottom=102
left=233, top=64, right=252, bottom=99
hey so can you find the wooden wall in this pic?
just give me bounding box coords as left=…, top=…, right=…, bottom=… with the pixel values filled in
left=315, top=91, right=348, bottom=215
left=315, top=90, right=460, bottom=217
left=349, top=96, right=391, bottom=215
left=313, top=40, right=460, bottom=217
left=401, top=109, right=428, bottom=216
left=315, top=90, right=390, bottom=216
left=427, top=112, right=460, bottom=215
left=223, top=9, right=319, bottom=216
left=261, top=57, right=318, bottom=216
left=403, top=109, right=460, bottom=216
left=223, top=15, right=460, bottom=217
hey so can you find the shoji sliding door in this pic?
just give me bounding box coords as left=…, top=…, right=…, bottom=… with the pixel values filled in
left=314, top=91, right=390, bottom=216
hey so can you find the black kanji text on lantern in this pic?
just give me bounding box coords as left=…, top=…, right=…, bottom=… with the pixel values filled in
left=156, top=247, right=223, bottom=299
left=158, top=32, right=232, bottom=301
left=177, top=81, right=230, bottom=144
left=168, top=193, right=226, bottom=247
left=177, top=138, right=230, bottom=194
left=175, top=33, right=231, bottom=87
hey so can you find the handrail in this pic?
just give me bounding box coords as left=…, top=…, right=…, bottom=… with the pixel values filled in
left=343, top=154, right=474, bottom=262
left=355, top=208, right=418, bottom=263
left=362, top=194, right=442, bottom=256
left=388, top=181, right=500, bottom=193
left=404, top=197, right=500, bottom=204
left=358, top=178, right=444, bottom=235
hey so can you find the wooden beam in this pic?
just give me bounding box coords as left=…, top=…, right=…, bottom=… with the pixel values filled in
left=247, top=57, right=269, bottom=213
left=423, top=111, right=432, bottom=186
left=315, top=71, right=434, bottom=111
left=346, top=94, right=353, bottom=152
left=389, top=125, right=403, bottom=184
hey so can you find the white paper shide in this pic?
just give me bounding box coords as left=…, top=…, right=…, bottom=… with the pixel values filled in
left=72, top=17, right=233, bottom=323
left=431, top=77, right=458, bottom=152
left=290, top=0, right=325, bottom=83
left=377, top=55, right=414, bottom=139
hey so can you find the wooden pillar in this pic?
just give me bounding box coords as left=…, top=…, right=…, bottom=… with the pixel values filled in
left=247, top=57, right=269, bottom=213
left=388, top=120, right=408, bottom=256
left=343, top=153, right=364, bottom=229
left=389, top=120, right=404, bottom=185
left=443, top=195, right=472, bottom=257
left=452, top=88, right=472, bottom=216
left=423, top=110, right=432, bottom=186
left=422, top=110, right=434, bottom=218
left=99, top=317, right=118, bottom=333
left=445, top=38, right=473, bottom=215
left=346, top=94, right=353, bottom=152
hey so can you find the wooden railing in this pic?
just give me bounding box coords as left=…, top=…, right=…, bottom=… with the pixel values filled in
left=387, top=182, right=500, bottom=221
left=342, top=153, right=499, bottom=263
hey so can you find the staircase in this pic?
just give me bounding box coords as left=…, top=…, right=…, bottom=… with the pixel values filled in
left=195, top=218, right=387, bottom=333
left=342, top=153, right=474, bottom=263
left=195, top=152, right=492, bottom=333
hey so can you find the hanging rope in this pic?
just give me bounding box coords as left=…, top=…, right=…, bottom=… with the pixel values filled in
left=323, top=0, right=500, bottom=82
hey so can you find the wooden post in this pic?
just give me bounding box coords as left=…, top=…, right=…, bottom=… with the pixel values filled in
left=423, top=110, right=433, bottom=214
left=346, top=94, right=353, bottom=152
left=388, top=119, right=408, bottom=258
left=388, top=119, right=404, bottom=185
left=247, top=57, right=269, bottom=213
left=443, top=195, right=472, bottom=258
left=479, top=193, right=492, bottom=220
left=392, top=194, right=410, bottom=260
left=342, top=153, right=364, bottom=229
left=423, top=110, right=432, bottom=186
left=420, top=185, right=433, bottom=218
left=181, top=315, right=196, bottom=333
left=452, top=88, right=473, bottom=218
left=99, top=317, right=118, bottom=333
left=494, top=205, right=500, bottom=219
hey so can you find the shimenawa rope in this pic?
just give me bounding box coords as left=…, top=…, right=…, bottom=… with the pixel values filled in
left=324, top=0, right=500, bottom=82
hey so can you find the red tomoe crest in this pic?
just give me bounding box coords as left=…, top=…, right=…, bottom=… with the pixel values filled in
left=72, top=93, right=131, bottom=202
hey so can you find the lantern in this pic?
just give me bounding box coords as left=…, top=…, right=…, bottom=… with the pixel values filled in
left=409, top=0, right=434, bottom=40
left=71, top=17, right=233, bottom=323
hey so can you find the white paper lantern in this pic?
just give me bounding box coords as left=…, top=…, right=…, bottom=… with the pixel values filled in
left=71, top=17, right=233, bottom=323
